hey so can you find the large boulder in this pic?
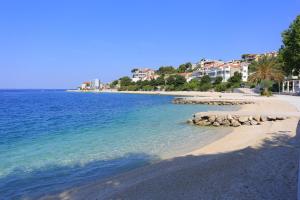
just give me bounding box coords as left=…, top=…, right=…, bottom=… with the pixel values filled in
left=238, top=116, right=249, bottom=123
left=267, top=116, right=277, bottom=121
left=187, top=119, right=194, bottom=124
left=250, top=120, right=258, bottom=125
left=260, top=116, right=267, bottom=122
left=231, top=119, right=241, bottom=127
left=243, top=121, right=251, bottom=126
left=208, top=115, right=216, bottom=122
left=227, top=114, right=233, bottom=121
left=222, top=119, right=231, bottom=126
left=276, top=116, right=286, bottom=120
left=216, top=116, right=225, bottom=124
left=213, top=122, right=220, bottom=127
left=253, top=115, right=261, bottom=122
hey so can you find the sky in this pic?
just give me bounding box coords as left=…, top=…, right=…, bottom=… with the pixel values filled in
left=0, top=0, right=299, bottom=89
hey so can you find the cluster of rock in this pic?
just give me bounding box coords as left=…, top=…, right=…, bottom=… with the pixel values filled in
left=188, top=113, right=288, bottom=127
left=173, top=98, right=254, bottom=105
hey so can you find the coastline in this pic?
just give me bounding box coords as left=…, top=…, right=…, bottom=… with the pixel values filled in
left=43, top=93, right=300, bottom=200
left=68, top=89, right=252, bottom=98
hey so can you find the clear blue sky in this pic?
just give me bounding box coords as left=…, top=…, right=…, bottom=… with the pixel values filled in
left=0, top=0, right=299, bottom=89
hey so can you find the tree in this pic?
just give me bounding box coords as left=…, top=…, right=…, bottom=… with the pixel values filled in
left=155, top=76, right=165, bottom=86
left=177, top=62, right=193, bottom=73
left=215, top=83, right=227, bottom=92
left=185, top=62, right=192, bottom=70
left=110, top=80, right=119, bottom=88
left=183, top=79, right=200, bottom=91
left=248, top=56, right=284, bottom=96
left=259, top=80, right=274, bottom=96
left=119, top=76, right=132, bottom=87
left=200, top=75, right=211, bottom=84
left=279, top=15, right=300, bottom=75
left=214, top=76, right=223, bottom=85
left=166, top=75, right=186, bottom=87
left=228, top=72, right=242, bottom=84
left=177, top=64, right=187, bottom=73
left=157, top=66, right=176, bottom=75
left=248, top=56, right=284, bottom=83
left=131, top=68, right=138, bottom=73
left=199, top=75, right=212, bottom=91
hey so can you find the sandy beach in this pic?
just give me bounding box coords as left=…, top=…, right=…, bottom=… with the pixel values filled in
left=43, top=92, right=300, bottom=200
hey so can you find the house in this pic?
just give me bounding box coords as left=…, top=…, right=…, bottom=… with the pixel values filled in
left=242, top=51, right=278, bottom=62
left=178, top=72, right=193, bottom=82
left=191, top=61, right=249, bottom=82
left=80, top=82, right=91, bottom=90
left=90, top=79, right=101, bottom=90
left=131, top=68, right=156, bottom=82
left=281, top=75, right=300, bottom=94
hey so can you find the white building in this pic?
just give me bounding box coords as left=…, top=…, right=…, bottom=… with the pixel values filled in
left=90, top=79, right=101, bottom=89
left=191, top=61, right=249, bottom=82
left=240, top=63, right=249, bottom=82
left=131, top=68, right=155, bottom=82
left=281, top=75, right=300, bottom=94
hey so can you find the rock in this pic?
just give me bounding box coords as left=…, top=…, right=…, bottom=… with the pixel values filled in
left=250, top=120, right=258, bottom=125
left=227, top=114, right=233, bottom=121
left=194, top=113, right=203, bottom=118
left=231, top=119, right=241, bottom=127
left=208, top=115, right=216, bottom=122
left=238, top=116, right=249, bottom=123
left=222, top=119, right=231, bottom=126
left=243, top=121, right=251, bottom=126
left=260, top=116, right=267, bottom=122
left=267, top=116, right=277, bottom=121
left=213, top=122, right=220, bottom=127
left=196, top=120, right=211, bottom=126
left=253, top=115, right=261, bottom=122
left=248, top=116, right=253, bottom=121
left=276, top=116, right=286, bottom=120
left=201, top=115, right=209, bottom=120
left=216, top=116, right=225, bottom=123
left=187, top=119, right=194, bottom=124
left=232, top=115, right=239, bottom=120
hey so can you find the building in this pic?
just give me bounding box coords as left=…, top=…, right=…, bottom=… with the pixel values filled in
left=242, top=51, right=278, bottom=62
left=90, top=79, right=101, bottom=90
left=80, top=82, right=91, bottom=90
left=79, top=79, right=101, bottom=90
left=191, top=61, right=249, bottom=82
left=201, top=59, right=225, bottom=68
left=178, top=72, right=193, bottom=82
left=240, top=62, right=249, bottom=82
left=131, top=68, right=156, bottom=82
left=281, top=75, right=300, bottom=94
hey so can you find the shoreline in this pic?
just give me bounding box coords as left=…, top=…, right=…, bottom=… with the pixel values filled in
left=43, top=93, right=300, bottom=200
left=68, top=89, right=256, bottom=97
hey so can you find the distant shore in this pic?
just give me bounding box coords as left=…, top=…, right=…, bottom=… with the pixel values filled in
left=43, top=92, right=300, bottom=199
left=67, top=89, right=257, bottom=98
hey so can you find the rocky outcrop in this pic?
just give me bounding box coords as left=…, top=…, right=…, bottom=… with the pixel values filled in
left=189, top=113, right=288, bottom=127
left=173, top=97, right=254, bottom=105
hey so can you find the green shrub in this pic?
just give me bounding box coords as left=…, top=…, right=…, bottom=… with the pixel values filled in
left=199, top=83, right=212, bottom=91
left=261, top=90, right=272, bottom=97
left=215, top=83, right=227, bottom=92
left=142, top=85, right=155, bottom=91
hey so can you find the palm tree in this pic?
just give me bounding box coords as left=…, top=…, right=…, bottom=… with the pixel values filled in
left=248, top=56, right=284, bottom=95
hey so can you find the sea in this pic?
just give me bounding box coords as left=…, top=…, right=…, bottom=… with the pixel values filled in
left=0, top=90, right=235, bottom=199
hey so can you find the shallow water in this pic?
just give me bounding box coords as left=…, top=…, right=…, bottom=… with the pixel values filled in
left=0, top=90, right=235, bottom=199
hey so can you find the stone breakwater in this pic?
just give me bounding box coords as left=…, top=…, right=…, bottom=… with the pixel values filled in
left=173, top=97, right=254, bottom=105
left=188, top=113, right=288, bottom=127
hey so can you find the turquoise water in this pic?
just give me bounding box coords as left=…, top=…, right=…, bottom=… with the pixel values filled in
left=0, top=90, right=234, bottom=199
